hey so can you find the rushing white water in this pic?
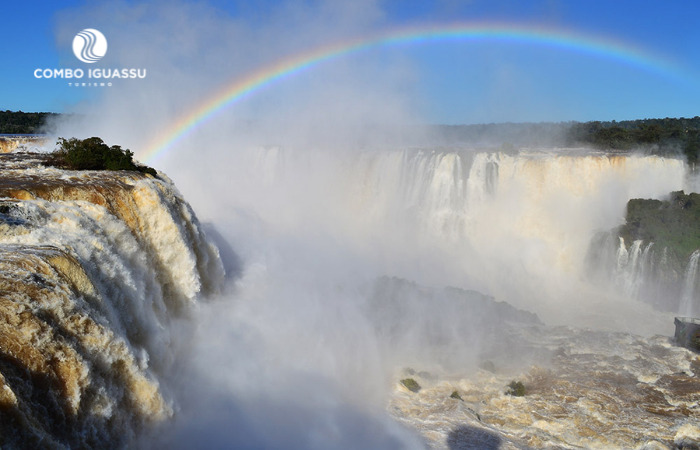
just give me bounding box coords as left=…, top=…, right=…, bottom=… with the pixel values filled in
left=390, top=325, right=700, bottom=449
left=615, top=238, right=656, bottom=299
left=208, top=147, right=685, bottom=326
left=597, top=218, right=700, bottom=316
left=0, top=153, right=223, bottom=447
left=143, top=144, right=700, bottom=449
left=680, top=250, right=700, bottom=316
left=2, top=146, right=696, bottom=448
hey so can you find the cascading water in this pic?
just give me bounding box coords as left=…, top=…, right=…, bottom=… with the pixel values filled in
left=160, top=143, right=699, bottom=449
left=223, top=147, right=686, bottom=323
left=0, top=152, right=223, bottom=447
left=680, top=249, right=700, bottom=316
left=593, top=202, right=700, bottom=315
left=614, top=238, right=655, bottom=299
left=1, top=144, right=697, bottom=448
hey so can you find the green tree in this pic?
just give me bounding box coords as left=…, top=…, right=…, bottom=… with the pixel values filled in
left=50, top=137, right=157, bottom=176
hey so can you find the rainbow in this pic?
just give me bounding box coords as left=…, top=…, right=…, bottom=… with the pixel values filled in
left=141, top=23, right=684, bottom=163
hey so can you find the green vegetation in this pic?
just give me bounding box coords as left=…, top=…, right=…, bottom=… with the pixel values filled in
left=49, top=137, right=157, bottom=176
left=4, top=109, right=700, bottom=163
left=0, top=110, right=58, bottom=134
left=434, top=116, right=700, bottom=163
left=567, top=117, right=700, bottom=163
left=450, top=390, right=463, bottom=400
left=619, top=191, right=700, bottom=263
left=506, top=380, right=526, bottom=397
left=400, top=378, right=421, bottom=393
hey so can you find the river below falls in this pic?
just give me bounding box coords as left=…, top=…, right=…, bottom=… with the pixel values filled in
left=389, top=325, right=700, bottom=449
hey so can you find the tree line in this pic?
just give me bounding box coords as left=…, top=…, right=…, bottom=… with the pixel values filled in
left=2, top=109, right=699, bottom=162
left=433, top=116, right=700, bottom=163
left=0, top=110, right=59, bottom=134
left=567, top=117, right=700, bottom=163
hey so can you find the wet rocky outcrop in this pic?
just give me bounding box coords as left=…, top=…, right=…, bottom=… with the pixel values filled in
left=0, top=152, right=223, bottom=447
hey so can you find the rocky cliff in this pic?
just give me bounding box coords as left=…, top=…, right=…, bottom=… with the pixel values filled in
left=588, top=191, right=700, bottom=315
left=0, top=152, right=223, bottom=447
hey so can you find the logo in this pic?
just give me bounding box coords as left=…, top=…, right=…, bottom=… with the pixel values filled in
left=34, top=27, right=146, bottom=87
left=72, top=29, right=108, bottom=63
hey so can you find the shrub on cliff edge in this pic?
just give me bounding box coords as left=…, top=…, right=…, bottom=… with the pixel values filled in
left=620, top=191, right=700, bottom=263
left=50, top=137, right=157, bottom=176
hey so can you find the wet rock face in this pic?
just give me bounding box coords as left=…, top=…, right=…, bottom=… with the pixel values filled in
left=0, top=153, right=223, bottom=447
left=0, top=246, right=168, bottom=448
left=588, top=191, right=700, bottom=315
left=0, top=137, right=48, bottom=154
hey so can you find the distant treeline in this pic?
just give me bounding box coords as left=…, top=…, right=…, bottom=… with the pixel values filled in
left=434, top=116, right=700, bottom=163
left=0, top=110, right=58, bottom=134
left=568, top=117, right=700, bottom=163
left=2, top=109, right=699, bottom=162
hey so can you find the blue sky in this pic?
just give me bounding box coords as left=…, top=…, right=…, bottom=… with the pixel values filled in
left=2, top=0, right=699, bottom=124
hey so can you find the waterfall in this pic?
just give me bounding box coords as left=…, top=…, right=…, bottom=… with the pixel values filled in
left=0, top=147, right=689, bottom=446
left=231, top=147, right=687, bottom=307
left=614, top=239, right=655, bottom=299
left=680, top=250, right=700, bottom=316
left=0, top=153, right=224, bottom=447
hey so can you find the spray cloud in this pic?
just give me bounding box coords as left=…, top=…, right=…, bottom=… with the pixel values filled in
left=48, top=1, right=691, bottom=447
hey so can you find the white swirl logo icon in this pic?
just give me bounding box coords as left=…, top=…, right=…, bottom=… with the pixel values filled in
left=72, top=29, right=108, bottom=63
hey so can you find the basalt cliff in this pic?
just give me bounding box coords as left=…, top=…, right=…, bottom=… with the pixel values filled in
left=0, top=151, right=223, bottom=447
